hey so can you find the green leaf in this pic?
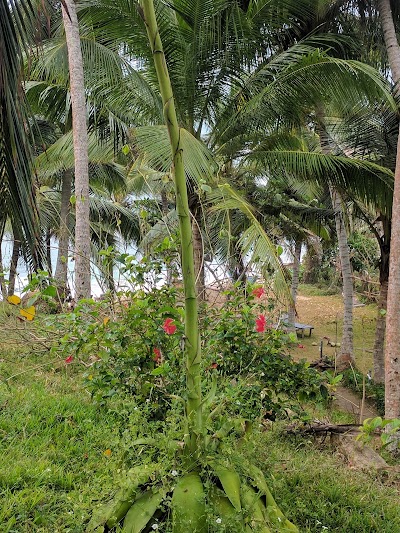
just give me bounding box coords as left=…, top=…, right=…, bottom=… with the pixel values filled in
left=130, top=125, right=218, bottom=186
left=200, top=183, right=212, bottom=193
left=87, top=464, right=158, bottom=530
left=171, top=473, right=206, bottom=533
left=42, top=286, right=57, bottom=298
left=247, top=464, right=298, bottom=531
left=211, top=465, right=242, bottom=511
left=208, top=485, right=243, bottom=527
left=240, top=484, right=271, bottom=532
left=151, top=364, right=169, bottom=376
left=122, top=489, right=163, bottom=533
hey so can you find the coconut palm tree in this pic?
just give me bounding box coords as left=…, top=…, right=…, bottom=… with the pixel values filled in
left=24, top=1, right=149, bottom=295
left=376, top=0, right=400, bottom=418
left=334, top=0, right=400, bottom=408
left=0, top=0, right=43, bottom=278
left=61, top=0, right=91, bottom=298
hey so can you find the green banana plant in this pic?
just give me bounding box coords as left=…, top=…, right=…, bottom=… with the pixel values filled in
left=86, top=1, right=297, bottom=531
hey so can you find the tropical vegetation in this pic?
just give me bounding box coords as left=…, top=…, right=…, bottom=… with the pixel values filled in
left=1, top=0, right=400, bottom=531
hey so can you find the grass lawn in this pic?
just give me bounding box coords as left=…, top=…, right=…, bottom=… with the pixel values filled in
left=0, top=298, right=399, bottom=532
left=0, top=352, right=126, bottom=532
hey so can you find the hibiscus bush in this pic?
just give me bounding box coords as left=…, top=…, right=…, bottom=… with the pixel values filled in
left=50, top=290, right=185, bottom=419
left=202, top=285, right=283, bottom=375
left=203, top=285, right=327, bottom=419
left=47, top=273, right=327, bottom=423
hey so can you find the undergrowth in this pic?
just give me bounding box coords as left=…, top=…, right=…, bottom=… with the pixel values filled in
left=342, top=368, right=385, bottom=416
left=0, top=347, right=399, bottom=532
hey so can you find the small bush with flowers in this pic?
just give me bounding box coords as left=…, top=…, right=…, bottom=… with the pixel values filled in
left=48, top=260, right=327, bottom=423
left=203, top=285, right=327, bottom=420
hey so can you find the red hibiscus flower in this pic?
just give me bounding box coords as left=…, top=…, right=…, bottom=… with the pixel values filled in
left=163, top=318, right=177, bottom=335
left=252, top=286, right=265, bottom=298
left=153, top=347, right=162, bottom=362
left=255, top=314, right=266, bottom=333
left=65, top=355, right=74, bottom=364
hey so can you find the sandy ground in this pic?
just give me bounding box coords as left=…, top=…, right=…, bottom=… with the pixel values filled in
left=290, top=293, right=376, bottom=373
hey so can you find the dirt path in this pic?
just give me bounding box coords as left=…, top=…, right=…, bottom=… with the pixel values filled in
left=334, top=385, right=378, bottom=422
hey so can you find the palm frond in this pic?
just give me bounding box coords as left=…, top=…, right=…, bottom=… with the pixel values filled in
left=0, top=0, right=43, bottom=267
left=249, top=148, right=394, bottom=215
left=35, top=130, right=126, bottom=192
left=209, top=184, right=290, bottom=299
left=215, top=45, right=396, bottom=149
left=131, top=125, right=219, bottom=184
left=140, top=209, right=179, bottom=250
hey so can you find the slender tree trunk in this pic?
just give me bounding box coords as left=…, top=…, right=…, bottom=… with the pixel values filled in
left=8, top=235, right=20, bottom=296
left=287, top=240, right=301, bottom=332
left=141, top=0, right=201, bottom=458
left=55, top=170, right=72, bottom=293
left=330, top=187, right=354, bottom=368
left=0, top=254, right=6, bottom=300
left=0, top=221, right=7, bottom=300
left=46, top=229, right=52, bottom=276
left=303, top=238, right=322, bottom=284
left=374, top=277, right=388, bottom=384
left=378, top=0, right=400, bottom=418
left=103, top=242, right=115, bottom=294
left=318, top=116, right=354, bottom=367
left=61, top=0, right=91, bottom=299
left=192, top=209, right=205, bottom=301
left=378, top=0, right=400, bottom=86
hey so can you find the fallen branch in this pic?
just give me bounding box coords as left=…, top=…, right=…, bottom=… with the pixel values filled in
left=286, top=422, right=363, bottom=436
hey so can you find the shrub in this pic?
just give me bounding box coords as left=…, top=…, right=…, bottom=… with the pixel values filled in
left=48, top=264, right=328, bottom=422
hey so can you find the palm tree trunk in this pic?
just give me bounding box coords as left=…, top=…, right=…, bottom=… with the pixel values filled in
left=55, top=170, right=72, bottom=293
left=0, top=221, right=7, bottom=300
left=8, top=234, right=20, bottom=296
left=141, top=0, right=201, bottom=458
left=287, top=240, right=301, bottom=332
left=378, top=0, right=400, bottom=86
left=378, top=0, right=400, bottom=418
left=46, top=229, right=52, bottom=276
left=61, top=0, right=91, bottom=300
left=373, top=277, right=388, bottom=384
left=330, top=187, right=354, bottom=368
left=318, top=116, right=354, bottom=367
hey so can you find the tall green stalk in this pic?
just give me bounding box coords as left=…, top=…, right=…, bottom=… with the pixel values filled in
left=139, top=0, right=202, bottom=458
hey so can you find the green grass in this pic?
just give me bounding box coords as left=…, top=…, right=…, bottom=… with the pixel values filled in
left=0, top=352, right=125, bottom=532
left=298, top=284, right=340, bottom=297
left=0, top=336, right=399, bottom=531
left=254, top=428, right=400, bottom=532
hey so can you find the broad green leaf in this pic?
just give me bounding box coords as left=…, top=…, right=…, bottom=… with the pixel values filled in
left=172, top=473, right=206, bottom=533
left=122, top=489, right=163, bottom=533
left=212, top=465, right=241, bottom=511
left=42, top=286, right=57, bottom=298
